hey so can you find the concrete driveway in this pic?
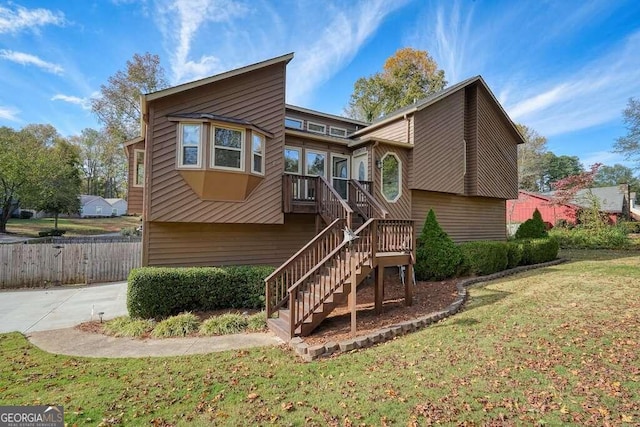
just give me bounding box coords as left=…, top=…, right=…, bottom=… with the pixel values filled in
left=0, top=282, right=128, bottom=333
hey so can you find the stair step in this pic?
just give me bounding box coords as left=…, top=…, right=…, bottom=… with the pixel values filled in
left=267, top=317, right=294, bottom=342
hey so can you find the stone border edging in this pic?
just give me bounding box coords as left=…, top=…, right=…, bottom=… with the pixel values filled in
left=289, top=258, right=568, bottom=361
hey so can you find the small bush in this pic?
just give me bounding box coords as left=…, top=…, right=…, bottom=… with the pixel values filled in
left=120, top=227, right=141, bottom=237
left=199, top=313, right=248, bottom=336
left=151, top=312, right=200, bottom=338
left=246, top=311, right=267, bottom=332
left=506, top=241, right=523, bottom=269
left=104, top=316, right=154, bottom=337
left=415, top=209, right=463, bottom=281
left=619, top=221, right=640, bottom=234
left=515, top=209, right=547, bottom=239
left=549, top=226, right=629, bottom=249
left=518, top=238, right=559, bottom=265
left=459, top=241, right=508, bottom=276
left=127, top=265, right=275, bottom=319
left=19, top=210, right=33, bottom=219
left=37, top=229, right=66, bottom=237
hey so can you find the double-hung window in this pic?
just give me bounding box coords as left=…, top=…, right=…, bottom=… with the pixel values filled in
left=178, top=123, right=202, bottom=168
left=252, top=133, right=265, bottom=175
left=133, top=149, right=144, bottom=187
left=212, top=126, right=244, bottom=170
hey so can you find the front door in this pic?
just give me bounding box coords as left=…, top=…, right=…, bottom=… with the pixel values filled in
left=352, top=152, right=368, bottom=184
left=331, top=154, right=349, bottom=199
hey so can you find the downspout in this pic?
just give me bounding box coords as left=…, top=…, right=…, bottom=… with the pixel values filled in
left=404, top=113, right=410, bottom=144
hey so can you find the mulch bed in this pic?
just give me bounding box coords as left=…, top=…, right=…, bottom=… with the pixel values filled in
left=302, top=268, right=460, bottom=346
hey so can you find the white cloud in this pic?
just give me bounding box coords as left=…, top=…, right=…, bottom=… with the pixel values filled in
left=505, top=31, right=640, bottom=136
left=286, top=0, right=408, bottom=104
left=0, top=105, right=20, bottom=121
left=0, top=50, right=64, bottom=75
left=0, top=4, right=65, bottom=34
left=154, top=0, right=248, bottom=82
left=579, top=151, right=634, bottom=170
left=51, top=94, right=91, bottom=110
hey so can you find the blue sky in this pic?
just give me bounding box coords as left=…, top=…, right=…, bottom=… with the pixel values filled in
left=1, top=0, right=639, bottom=171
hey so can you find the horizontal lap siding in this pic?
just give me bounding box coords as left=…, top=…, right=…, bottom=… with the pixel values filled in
left=365, top=117, right=409, bottom=143
left=476, top=86, right=519, bottom=199
left=127, top=140, right=144, bottom=215
left=412, top=90, right=465, bottom=194
left=147, top=63, right=286, bottom=225
left=412, top=190, right=506, bottom=242
left=146, top=214, right=316, bottom=267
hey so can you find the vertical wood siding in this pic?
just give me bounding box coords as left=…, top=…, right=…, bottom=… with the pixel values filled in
left=147, top=63, right=287, bottom=225
left=372, top=143, right=411, bottom=219
left=126, top=140, right=145, bottom=215
left=412, top=190, right=507, bottom=242
left=475, top=85, right=519, bottom=199
left=411, top=89, right=465, bottom=194
left=146, top=214, right=316, bottom=267
left=464, top=85, right=478, bottom=195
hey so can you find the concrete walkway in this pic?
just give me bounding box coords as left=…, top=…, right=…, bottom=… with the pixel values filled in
left=0, top=282, right=128, bottom=333
left=28, top=328, right=282, bottom=358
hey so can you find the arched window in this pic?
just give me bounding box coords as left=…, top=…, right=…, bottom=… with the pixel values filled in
left=381, top=152, right=401, bottom=202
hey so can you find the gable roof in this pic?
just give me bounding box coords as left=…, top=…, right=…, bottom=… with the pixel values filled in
left=351, top=75, right=525, bottom=144
left=105, top=198, right=126, bottom=206
left=80, top=195, right=109, bottom=206
left=540, top=185, right=630, bottom=213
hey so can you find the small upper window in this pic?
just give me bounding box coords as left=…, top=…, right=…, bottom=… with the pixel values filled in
left=284, top=147, right=301, bottom=174
left=381, top=152, right=401, bottom=203
left=285, top=117, right=303, bottom=130
left=212, top=126, right=244, bottom=170
left=329, top=126, right=347, bottom=137
left=307, top=122, right=326, bottom=134
left=252, top=133, right=265, bottom=175
left=134, top=149, right=144, bottom=187
left=178, top=123, right=202, bottom=168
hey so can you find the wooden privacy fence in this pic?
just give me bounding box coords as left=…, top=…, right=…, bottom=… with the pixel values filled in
left=0, top=241, right=142, bottom=288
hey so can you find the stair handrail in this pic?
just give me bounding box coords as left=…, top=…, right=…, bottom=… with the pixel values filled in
left=317, top=175, right=353, bottom=229
left=287, top=218, right=376, bottom=336
left=265, top=218, right=344, bottom=317
left=348, top=179, right=389, bottom=220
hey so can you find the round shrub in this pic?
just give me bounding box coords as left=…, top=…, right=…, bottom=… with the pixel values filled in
left=459, top=241, right=508, bottom=276
left=415, top=209, right=463, bottom=281
left=515, top=209, right=548, bottom=239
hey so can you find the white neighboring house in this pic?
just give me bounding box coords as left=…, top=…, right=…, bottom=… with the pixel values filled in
left=79, top=195, right=113, bottom=218
left=105, top=198, right=128, bottom=216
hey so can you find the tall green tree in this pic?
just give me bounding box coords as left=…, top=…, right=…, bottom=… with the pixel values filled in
left=0, top=127, right=47, bottom=233
left=345, top=48, right=446, bottom=122
left=540, top=153, right=583, bottom=192
left=32, top=140, right=83, bottom=229
left=613, top=97, right=640, bottom=169
left=594, top=164, right=640, bottom=193
left=516, top=124, right=548, bottom=191
left=91, top=52, right=168, bottom=141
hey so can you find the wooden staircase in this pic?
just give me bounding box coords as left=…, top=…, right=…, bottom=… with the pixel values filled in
left=266, top=175, right=413, bottom=341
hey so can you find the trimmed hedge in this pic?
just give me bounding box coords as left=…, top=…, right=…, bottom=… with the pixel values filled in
left=517, top=238, right=559, bottom=265
left=127, top=265, right=275, bottom=319
left=549, top=226, right=629, bottom=249
left=459, top=241, right=508, bottom=276
left=506, top=241, right=524, bottom=269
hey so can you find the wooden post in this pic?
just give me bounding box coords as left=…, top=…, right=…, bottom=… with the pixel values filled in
left=405, top=262, right=413, bottom=306
left=375, top=265, right=383, bottom=314
left=349, top=257, right=357, bottom=337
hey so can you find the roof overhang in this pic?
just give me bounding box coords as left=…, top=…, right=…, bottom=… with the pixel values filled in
left=285, top=129, right=350, bottom=145
left=348, top=136, right=412, bottom=149
left=124, top=136, right=144, bottom=147
left=167, top=113, right=275, bottom=138
left=285, top=104, right=369, bottom=127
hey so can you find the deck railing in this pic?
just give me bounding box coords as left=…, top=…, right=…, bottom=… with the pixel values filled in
left=376, top=219, right=414, bottom=253
left=316, top=175, right=353, bottom=228
left=348, top=180, right=389, bottom=220
left=287, top=218, right=375, bottom=337
left=265, top=218, right=344, bottom=317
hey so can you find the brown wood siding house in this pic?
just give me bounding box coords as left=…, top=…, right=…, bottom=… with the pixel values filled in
left=125, top=54, right=523, bottom=267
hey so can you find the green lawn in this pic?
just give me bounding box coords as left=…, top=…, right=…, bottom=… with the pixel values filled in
left=5, top=216, right=141, bottom=237
left=1, top=249, right=638, bottom=426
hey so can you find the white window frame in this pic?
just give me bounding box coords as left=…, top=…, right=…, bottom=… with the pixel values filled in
left=380, top=152, right=402, bottom=203
left=96, top=206, right=103, bottom=215
left=307, top=121, right=326, bottom=134
left=211, top=125, right=245, bottom=171
left=133, top=149, right=144, bottom=187
left=331, top=153, right=350, bottom=200
left=305, top=149, right=327, bottom=177
left=329, top=126, right=347, bottom=137
left=178, top=122, right=203, bottom=168
left=283, top=146, right=302, bottom=175
left=251, top=132, right=265, bottom=175
left=285, top=117, right=303, bottom=130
